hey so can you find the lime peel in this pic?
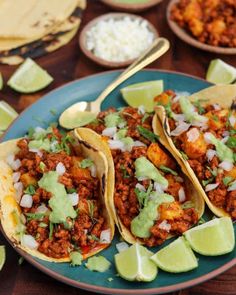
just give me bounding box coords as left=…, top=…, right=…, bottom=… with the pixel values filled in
left=206, top=59, right=236, bottom=84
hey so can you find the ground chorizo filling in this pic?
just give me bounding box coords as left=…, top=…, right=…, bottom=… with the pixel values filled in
left=87, top=106, right=199, bottom=247
left=11, top=126, right=109, bottom=259
left=155, top=90, right=236, bottom=219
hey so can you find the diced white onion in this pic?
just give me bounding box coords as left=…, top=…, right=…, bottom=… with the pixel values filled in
left=21, top=234, right=39, bottom=249
left=102, top=127, right=117, bottom=138
left=68, top=193, right=79, bottom=206
left=138, top=105, right=145, bottom=115
left=173, top=91, right=190, bottom=103
left=187, top=128, right=200, bottom=142
left=219, top=161, right=233, bottom=171
left=204, top=132, right=213, bottom=144
left=84, top=229, right=88, bottom=235
left=118, top=122, right=126, bottom=129
left=158, top=220, right=171, bottom=232
left=222, top=131, right=230, bottom=137
left=133, top=140, right=146, bottom=147
left=36, top=204, right=48, bottom=213
left=206, top=149, right=216, bottom=162
left=14, top=182, right=23, bottom=202
left=50, top=140, right=59, bottom=152
left=229, top=115, right=236, bottom=127
left=205, top=183, right=219, bottom=192
left=12, top=172, right=21, bottom=183
left=20, top=194, right=33, bottom=208
left=170, top=122, right=191, bottom=136
left=221, top=136, right=229, bottom=144
left=154, top=182, right=165, bottom=194
left=172, top=113, right=186, bottom=122
left=7, top=154, right=21, bottom=171
left=192, top=117, right=209, bottom=129
left=116, top=242, right=129, bottom=253
left=178, top=187, right=186, bottom=202
left=29, top=148, right=43, bottom=158
left=137, top=176, right=148, bottom=181
left=56, top=162, right=66, bottom=176
left=100, top=229, right=111, bottom=244
left=213, top=103, right=221, bottom=111
left=228, top=180, right=236, bottom=191
left=108, top=139, right=125, bottom=151
left=135, top=183, right=146, bottom=191
left=89, top=164, right=97, bottom=177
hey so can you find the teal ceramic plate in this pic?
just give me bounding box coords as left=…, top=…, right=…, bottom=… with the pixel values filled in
left=1, top=70, right=235, bottom=294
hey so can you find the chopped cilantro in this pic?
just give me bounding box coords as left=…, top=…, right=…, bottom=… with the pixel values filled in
left=25, top=212, right=46, bottom=221
left=197, top=217, right=205, bottom=225
left=135, top=183, right=152, bottom=208
left=79, top=158, right=94, bottom=168
left=212, top=114, right=219, bottom=122
left=180, top=151, right=189, bottom=160
left=141, top=113, right=151, bottom=124
left=70, top=251, right=83, bottom=266
left=230, top=129, right=236, bottom=136
left=120, top=164, right=130, bottom=178
left=234, top=153, right=236, bottom=162
left=137, top=125, right=159, bottom=143
left=206, top=166, right=218, bottom=177
left=226, top=137, right=236, bottom=148
left=28, top=127, right=35, bottom=139
left=159, top=165, right=178, bottom=176
left=104, top=112, right=126, bottom=128
left=39, top=161, right=46, bottom=172
left=88, top=234, right=99, bottom=241
left=156, top=101, right=173, bottom=118
left=226, top=110, right=232, bottom=128
left=49, top=222, right=54, bottom=240
left=202, top=177, right=214, bottom=187
left=67, top=188, right=77, bottom=194
left=24, top=184, right=36, bottom=195
left=193, top=100, right=205, bottom=115
left=38, top=222, right=48, bottom=228
left=223, top=176, right=234, bottom=186
left=87, top=200, right=95, bottom=220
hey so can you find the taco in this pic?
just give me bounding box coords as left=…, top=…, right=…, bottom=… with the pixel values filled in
left=79, top=106, right=205, bottom=246
left=0, top=125, right=114, bottom=262
left=154, top=85, right=236, bottom=219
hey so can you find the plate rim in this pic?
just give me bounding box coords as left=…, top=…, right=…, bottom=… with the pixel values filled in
left=1, top=69, right=235, bottom=294
left=167, top=0, right=236, bottom=55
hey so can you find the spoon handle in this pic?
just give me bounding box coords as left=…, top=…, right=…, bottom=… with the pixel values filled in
left=91, top=37, right=170, bottom=112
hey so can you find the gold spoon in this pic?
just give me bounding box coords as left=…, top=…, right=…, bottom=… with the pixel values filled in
left=59, top=37, right=170, bottom=129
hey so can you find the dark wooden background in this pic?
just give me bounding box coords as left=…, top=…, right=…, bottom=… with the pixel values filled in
left=0, top=0, right=236, bottom=294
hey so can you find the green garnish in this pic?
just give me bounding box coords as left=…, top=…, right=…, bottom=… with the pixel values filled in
left=104, top=112, right=126, bottom=128
left=50, top=108, right=57, bottom=116
left=24, top=184, right=36, bottom=195
left=223, top=176, right=234, bottom=186
left=49, top=222, right=54, bottom=239
left=67, top=188, right=77, bottom=194
left=135, top=183, right=152, bottom=208
left=202, top=177, right=214, bottom=186
left=39, top=161, right=46, bottom=172
left=88, top=234, right=100, bottom=242
left=226, top=137, right=236, bottom=149
left=180, top=151, right=189, bottom=160
left=141, top=113, right=151, bottom=123
left=120, top=164, right=130, bottom=178
left=197, top=217, right=206, bottom=225
left=79, top=158, right=94, bottom=169
left=193, top=100, right=206, bottom=115
left=206, top=166, right=218, bottom=177
left=28, top=127, right=35, bottom=139
left=159, top=165, right=178, bottom=176
left=137, top=125, right=159, bottom=143
left=70, top=251, right=83, bottom=266
left=87, top=200, right=95, bottom=220
left=212, top=114, right=219, bottom=122
left=25, top=212, right=46, bottom=221
left=39, top=222, right=48, bottom=228
left=230, top=129, right=236, bottom=136
left=85, top=256, right=111, bottom=272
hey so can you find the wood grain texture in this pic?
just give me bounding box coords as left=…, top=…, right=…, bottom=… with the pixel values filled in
left=0, top=0, right=236, bottom=295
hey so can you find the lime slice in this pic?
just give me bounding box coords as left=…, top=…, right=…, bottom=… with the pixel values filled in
left=184, top=217, right=235, bottom=256
left=0, top=101, right=18, bottom=131
left=206, top=59, right=236, bottom=84
left=151, top=237, right=198, bottom=273
left=115, top=243, right=157, bottom=282
left=59, top=103, right=97, bottom=129
left=7, top=58, right=53, bottom=93
left=0, top=245, right=6, bottom=271
left=121, top=80, right=163, bottom=112
left=0, top=72, right=3, bottom=90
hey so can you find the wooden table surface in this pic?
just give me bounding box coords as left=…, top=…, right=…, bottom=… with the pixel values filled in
left=0, top=1, right=236, bottom=294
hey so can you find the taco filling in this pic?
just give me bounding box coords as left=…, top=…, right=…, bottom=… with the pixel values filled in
left=86, top=107, right=202, bottom=246
left=0, top=125, right=113, bottom=260
left=155, top=89, right=236, bottom=219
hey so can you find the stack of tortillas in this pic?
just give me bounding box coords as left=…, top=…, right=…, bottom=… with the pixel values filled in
left=0, top=0, right=86, bottom=65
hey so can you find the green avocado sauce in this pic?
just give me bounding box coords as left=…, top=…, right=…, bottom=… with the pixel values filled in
left=131, top=193, right=174, bottom=238
left=38, top=171, right=76, bottom=223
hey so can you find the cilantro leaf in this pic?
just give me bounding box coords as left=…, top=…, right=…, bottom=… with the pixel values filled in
left=49, top=222, right=54, bottom=240
left=134, top=183, right=152, bottom=208
left=202, top=177, right=214, bottom=186
left=193, top=100, right=205, bottom=115
left=79, top=158, right=94, bottom=168
left=159, top=165, right=178, bottom=176
left=24, top=184, right=36, bottom=195
left=120, top=164, right=130, bottom=178
left=223, top=176, right=234, bottom=186
left=180, top=151, right=189, bottom=160
left=25, top=212, right=46, bottom=221
left=137, top=125, right=159, bottom=143
left=226, top=137, right=236, bottom=149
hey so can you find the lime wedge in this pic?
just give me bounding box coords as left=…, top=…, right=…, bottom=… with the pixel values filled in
left=151, top=237, right=198, bottom=273
left=206, top=59, right=236, bottom=84
left=184, top=217, right=235, bottom=256
left=121, top=80, right=163, bottom=112
left=7, top=58, right=53, bottom=93
left=115, top=243, right=157, bottom=282
left=0, top=245, right=6, bottom=271
left=0, top=73, right=3, bottom=90
left=59, top=103, right=97, bottom=129
left=0, top=101, right=18, bottom=131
